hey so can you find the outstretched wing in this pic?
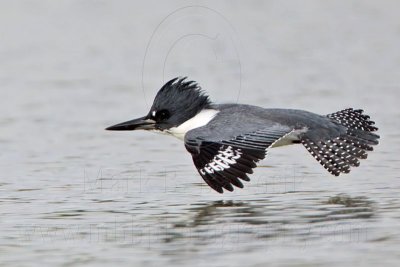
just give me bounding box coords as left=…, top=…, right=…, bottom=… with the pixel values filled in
left=185, top=127, right=294, bottom=193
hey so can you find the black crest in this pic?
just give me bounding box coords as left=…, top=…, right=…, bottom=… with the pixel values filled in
left=149, top=77, right=213, bottom=128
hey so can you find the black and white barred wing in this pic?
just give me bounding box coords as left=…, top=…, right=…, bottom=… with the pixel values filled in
left=301, top=108, right=379, bottom=176
left=184, top=128, right=293, bottom=193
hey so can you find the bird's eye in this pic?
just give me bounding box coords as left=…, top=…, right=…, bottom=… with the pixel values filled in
left=153, top=109, right=170, bottom=121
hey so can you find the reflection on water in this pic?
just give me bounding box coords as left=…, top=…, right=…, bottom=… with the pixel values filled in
left=169, top=195, right=375, bottom=243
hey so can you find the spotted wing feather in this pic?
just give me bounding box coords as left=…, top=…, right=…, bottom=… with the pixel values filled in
left=302, top=108, right=379, bottom=176
left=327, top=108, right=378, bottom=132
left=185, top=128, right=293, bottom=193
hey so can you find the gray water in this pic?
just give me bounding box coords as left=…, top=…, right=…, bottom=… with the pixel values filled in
left=1, top=1, right=400, bottom=266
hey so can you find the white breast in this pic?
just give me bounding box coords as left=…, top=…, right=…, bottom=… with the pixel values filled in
left=166, top=109, right=219, bottom=140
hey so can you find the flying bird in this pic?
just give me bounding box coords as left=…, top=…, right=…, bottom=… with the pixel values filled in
left=106, top=77, right=380, bottom=193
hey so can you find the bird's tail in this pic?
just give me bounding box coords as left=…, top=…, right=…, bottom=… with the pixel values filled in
left=301, top=108, right=379, bottom=176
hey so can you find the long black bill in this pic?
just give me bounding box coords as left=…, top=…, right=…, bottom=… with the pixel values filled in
left=105, top=116, right=156, bottom=131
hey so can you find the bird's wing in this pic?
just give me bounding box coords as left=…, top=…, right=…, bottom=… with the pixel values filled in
left=184, top=124, right=294, bottom=193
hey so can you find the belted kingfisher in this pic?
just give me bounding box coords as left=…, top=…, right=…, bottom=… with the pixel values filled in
left=106, top=77, right=380, bottom=193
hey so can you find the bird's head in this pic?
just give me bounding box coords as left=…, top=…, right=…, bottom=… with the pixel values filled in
left=106, top=77, right=212, bottom=133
